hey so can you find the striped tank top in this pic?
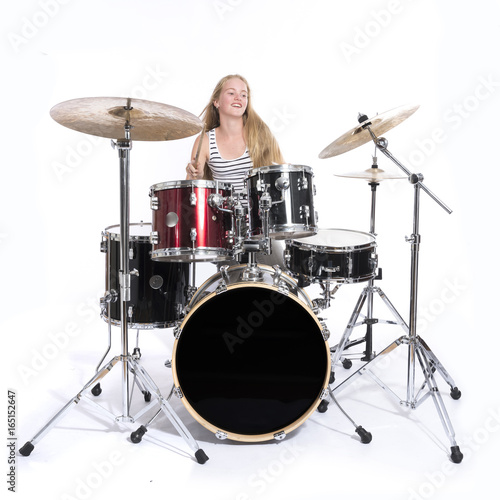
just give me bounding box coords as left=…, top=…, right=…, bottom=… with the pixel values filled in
left=207, top=128, right=253, bottom=197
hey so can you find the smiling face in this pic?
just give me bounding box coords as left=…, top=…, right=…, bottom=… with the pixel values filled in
left=214, top=77, right=248, bottom=118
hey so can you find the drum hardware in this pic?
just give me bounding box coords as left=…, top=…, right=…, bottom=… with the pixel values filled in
left=20, top=97, right=208, bottom=464
left=311, top=281, right=342, bottom=311
left=321, top=108, right=463, bottom=463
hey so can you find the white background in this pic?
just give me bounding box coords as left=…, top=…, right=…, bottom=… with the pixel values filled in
left=2, top=1, right=499, bottom=499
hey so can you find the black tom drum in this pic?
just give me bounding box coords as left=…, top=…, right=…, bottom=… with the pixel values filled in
left=101, top=223, right=190, bottom=329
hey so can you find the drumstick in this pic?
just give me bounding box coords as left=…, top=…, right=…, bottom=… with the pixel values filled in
left=193, top=124, right=206, bottom=166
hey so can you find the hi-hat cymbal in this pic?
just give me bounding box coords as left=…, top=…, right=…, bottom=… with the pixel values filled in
left=335, top=167, right=406, bottom=182
left=319, top=104, right=419, bottom=159
left=50, top=97, right=203, bottom=141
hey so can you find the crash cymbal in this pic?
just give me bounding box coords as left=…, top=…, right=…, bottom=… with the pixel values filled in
left=319, top=104, right=419, bottom=159
left=335, top=167, right=406, bottom=182
left=50, top=97, right=203, bottom=141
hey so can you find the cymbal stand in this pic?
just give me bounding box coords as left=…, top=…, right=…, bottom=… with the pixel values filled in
left=330, top=121, right=463, bottom=463
left=20, top=123, right=208, bottom=464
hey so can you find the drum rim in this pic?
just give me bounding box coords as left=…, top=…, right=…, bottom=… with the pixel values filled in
left=103, top=222, right=152, bottom=241
left=151, top=247, right=232, bottom=262
left=171, top=279, right=330, bottom=442
left=150, top=179, right=233, bottom=191
left=246, top=164, right=313, bottom=177
left=187, top=264, right=314, bottom=310
left=287, top=227, right=376, bottom=252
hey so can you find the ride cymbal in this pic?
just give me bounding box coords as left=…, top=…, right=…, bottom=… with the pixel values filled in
left=50, top=96, right=203, bottom=141
left=319, top=104, right=419, bottom=159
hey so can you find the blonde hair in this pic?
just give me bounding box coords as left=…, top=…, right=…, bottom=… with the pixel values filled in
left=199, top=74, right=284, bottom=178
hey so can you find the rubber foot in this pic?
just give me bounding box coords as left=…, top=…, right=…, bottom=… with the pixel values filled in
left=317, top=400, right=329, bottom=413
left=91, top=383, right=102, bottom=397
left=195, top=449, right=209, bottom=464
left=450, top=445, right=463, bottom=464
left=450, top=387, right=462, bottom=400
left=342, top=358, right=353, bottom=369
left=355, top=426, right=372, bottom=444
left=329, top=371, right=335, bottom=384
left=131, top=425, right=147, bottom=444
left=19, top=442, right=35, bottom=456
left=143, top=391, right=152, bottom=402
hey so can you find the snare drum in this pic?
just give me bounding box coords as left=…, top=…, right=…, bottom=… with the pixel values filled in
left=150, top=180, right=233, bottom=262
left=285, top=228, right=378, bottom=283
left=246, top=164, right=318, bottom=240
left=172, top=264, right=330, bottom=442
left=101, top=223, right=190, bottom=329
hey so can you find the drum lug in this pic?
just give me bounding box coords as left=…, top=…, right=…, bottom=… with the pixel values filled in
left=320, top=322, right=330, bottom=341
left=150, top=196, right=159, bottom=210
left=319, top=389, right=329, bottom=400
left=215, top=430, right=228, bottom=440
left=150, top=231, right=159, bottom=245
left=215, top=281, right=228, bottom=294
left=190, top=228, right=197, bottom=242
left=271, top=265, right=282, bottom=286
left=347, top=255, right=353, bottom=275
left=300, top=205, right=310, bottom=223
left=273, top=431, right=286, bottom=441
left=297, top=175, right=308, bottom=190
left=174, top=326, right=182, bottom=339
left=189, top=191, right=197, bottom=206
left=370, top=252, right=378, bottom=271
left=100, top=236, right=108, bottom=253
left=277, top=282, right=289, bottom=296
left=173, top=386, right=183, bottom=399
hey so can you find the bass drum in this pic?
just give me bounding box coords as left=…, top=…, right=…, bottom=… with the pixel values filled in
left=172, top=265, right=330, bottom=442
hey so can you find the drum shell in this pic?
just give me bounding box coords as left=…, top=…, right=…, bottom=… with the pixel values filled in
left=150, top=180, right=233, bottom=262
left=285, top=228, right=378, bottom=283
left=102, top=223, right=189, bottom=329
left=172, top=266, right=330, bottom=442
left=246, top=165, right=318, bottom=240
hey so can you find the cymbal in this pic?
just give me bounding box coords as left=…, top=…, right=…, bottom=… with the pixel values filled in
left=50, top=97, right=203, bottom=141
left=335, top=167, right=406, bottom=182
left=319, top=104, right=419, bottom=159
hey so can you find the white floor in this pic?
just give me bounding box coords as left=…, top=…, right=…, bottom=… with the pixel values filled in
left=9, top=278, right=497, bottom=500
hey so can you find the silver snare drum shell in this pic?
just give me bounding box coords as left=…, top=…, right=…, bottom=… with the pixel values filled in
left=285, top=228, right=378, bottom=284
left=246, top=164, right=318, bottom=240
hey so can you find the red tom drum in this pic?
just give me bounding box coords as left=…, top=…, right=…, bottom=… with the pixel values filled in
left=149, top=180, right=233, bottom=262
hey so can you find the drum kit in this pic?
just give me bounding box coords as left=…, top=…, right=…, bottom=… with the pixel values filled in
left=20, top=96, right=463, bottom=464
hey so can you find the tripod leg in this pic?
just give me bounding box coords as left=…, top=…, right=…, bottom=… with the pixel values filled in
left=128, top=359, right=208, bottom=464
left=375, top=287, right=409, bottom=333
left=19, top=356, right=121, bottom=456
left=415, top=345, right=463, bottom=463
left=327, top=387, right=372, bottom=444
left=130, top=385, right=175, bottom=442
left=418, top=336, right=461, bottom=399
